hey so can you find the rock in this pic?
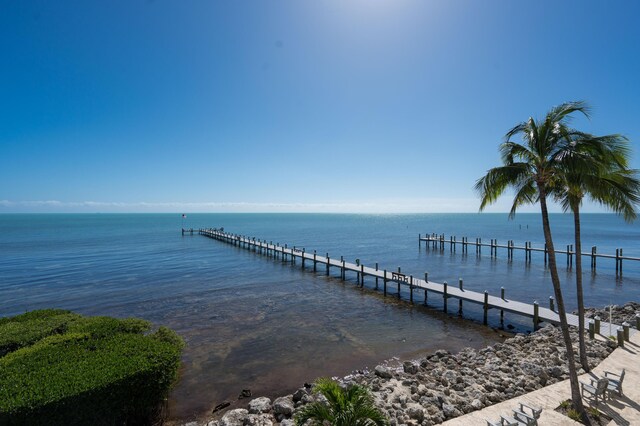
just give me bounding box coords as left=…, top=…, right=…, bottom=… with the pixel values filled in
left=279, top=420, right=295, bottom=426
left=243, top=414, right=273, bottom=426
left=375, top=365, right=393, bottom=379
left=238, top=389, right=252, bottom=399
left=273, top=396, right=294, bottom=417
left=292, top=388, right=308, bottom=402
left=220, top=409, right=249, bottom=426
left=403, top=361, right=419, bottom=374
left=442, top=403, right=462, bottom=419
left=248, top=397, right=271, bottom=414
left=471, top=399, right=483, bottom=410
left=206, top=421, right=220, bottom=426
left=184, top=422, right=198, bottom=426
left=213, top=401, right=231, bottom=413
left=406, top=404, right=424, bottom=421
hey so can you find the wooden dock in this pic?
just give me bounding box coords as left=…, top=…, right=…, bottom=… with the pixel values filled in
left=198, top=228, right=636, bottom=339
left=419, top=233, right=640, bottom=275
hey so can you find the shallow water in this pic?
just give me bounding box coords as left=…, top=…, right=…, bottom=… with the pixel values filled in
left=1, top=213, right=639, bottom=421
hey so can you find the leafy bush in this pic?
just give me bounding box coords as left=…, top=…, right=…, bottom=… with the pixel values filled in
left=0, top=310, right=184, bottom=425
left=295, top=378, right=388, bottom=426
left=567, top=408, right=582, bottom=422
left=0, top=309, right=81, bottom=356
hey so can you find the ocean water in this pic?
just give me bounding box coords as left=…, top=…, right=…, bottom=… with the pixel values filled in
left=1, top=213, right=639, bottom=422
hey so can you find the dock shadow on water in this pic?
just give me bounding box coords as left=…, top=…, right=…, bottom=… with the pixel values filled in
left=159, top=269, right=503, bottom=422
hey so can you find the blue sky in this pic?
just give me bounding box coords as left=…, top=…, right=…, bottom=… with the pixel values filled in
left=2, top=0, right=639, bottom=213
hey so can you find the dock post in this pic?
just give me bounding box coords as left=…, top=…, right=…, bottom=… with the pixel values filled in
left=549, top=296, right=555, bottom=311
left=302, top=248, right=305, bottom=269
left=285, top=244, right=288, bottom=262
left=533, top=301, right=539, bottom=331
left=443, top=281, right=448, bottom=313
left=591, top=246, right=596, bottom=270
left=483, top=291, right=488, bottom=325
left=326, top=254, right=330, bottom=276
left=567, top=245, right=570, bottom=267
left=623, top=322, right=630, bottom=341
left=588, top=320, right=595, bottom=340
left=570, top=244, right=573, bottom=267
left=383, top=270, right=388, bottom=296
left=544, top=243, right=548, bottom=265
left=397, top=267, right=401, bottom=298
left=594, top=316, right=601, bottom=334
left=313, top=250, right=317, bottom=271
left=499, top=287, right=504, bottom=324
left=453, top=236, right=456, bottom=252
left=424, top=272, right=428, bottom=304
left=361, top=265, right=365, bottom=287
left=478, top=238, right=481, bottom=254
left=340, top=256, right=345, bottom=280
left=375, top=262, right=379, bottom=289
left=419, top=234, right=421, bottom=249
left=458, top=278, right=463, bottom=315
left=409, top=275, right=413, bottom=302
left=620, top=248, right=623, bottom=274
left=617, top=327, right=624, bottom=347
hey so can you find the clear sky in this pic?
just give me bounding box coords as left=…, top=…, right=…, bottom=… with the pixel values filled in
left=2, top=0, right=639, bottom=213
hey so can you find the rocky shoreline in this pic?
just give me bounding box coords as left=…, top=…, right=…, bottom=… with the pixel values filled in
left=581, top=301, right=640, bottom=328
left=186, top=303, right=640, bottom=426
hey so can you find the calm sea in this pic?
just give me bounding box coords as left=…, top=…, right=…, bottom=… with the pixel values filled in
left=1, top=213, right=639, bottom=421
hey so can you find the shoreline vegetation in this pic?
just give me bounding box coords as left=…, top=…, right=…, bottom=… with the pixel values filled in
left=187, top=302, right=638, bottom=426
left=0, top=309, right=184, bottom=425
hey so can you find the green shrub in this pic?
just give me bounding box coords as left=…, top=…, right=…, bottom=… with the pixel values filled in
left=0, top=309, right=184, bottom=425
left=588, top=407, right=601, bottom=419
left=0, top=309, right=81, bottom=356
left=567, top=408, right=582, bottom=422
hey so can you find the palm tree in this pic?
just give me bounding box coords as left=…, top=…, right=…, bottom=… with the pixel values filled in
left=552, top=134, right=640, bottom=371
left=475, top=101, right=591, bottom=419
left=294, top=378, right=388, bottom=426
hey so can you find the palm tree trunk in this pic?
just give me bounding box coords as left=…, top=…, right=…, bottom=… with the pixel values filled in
left=538, top=187, right=588, bottom=421
left=573, top=204, right=589, bottom=372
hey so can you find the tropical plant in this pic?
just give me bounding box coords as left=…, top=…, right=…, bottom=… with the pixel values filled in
left=294, top=377, right=388, bottom=426
left=551, top=130, right=640, bottom=371
left=474, top=101, right=591, bottom=419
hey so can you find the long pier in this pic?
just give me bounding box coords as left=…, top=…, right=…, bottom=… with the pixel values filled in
left=419, top=233, right=640, bottom=275
left=197, top=228, right=635, bottom=340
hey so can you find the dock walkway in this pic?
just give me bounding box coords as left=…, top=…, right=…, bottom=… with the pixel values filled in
left=199, top=228, right=635, bottom=338
left=420, top=233, right=640, bottom=274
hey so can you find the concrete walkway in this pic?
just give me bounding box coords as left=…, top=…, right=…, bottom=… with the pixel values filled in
left=442, top=333, right=640, bottom=425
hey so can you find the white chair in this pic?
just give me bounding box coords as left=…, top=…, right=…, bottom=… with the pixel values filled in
left=604, top=369, right=625, bottom=397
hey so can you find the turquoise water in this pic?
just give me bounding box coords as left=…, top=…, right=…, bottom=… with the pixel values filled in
left=1, top=213, right=639, bottom=421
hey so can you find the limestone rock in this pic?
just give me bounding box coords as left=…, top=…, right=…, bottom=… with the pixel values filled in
left=248, top=397, right=271, bottom=414
left=220, top=409, right=249, bottom=426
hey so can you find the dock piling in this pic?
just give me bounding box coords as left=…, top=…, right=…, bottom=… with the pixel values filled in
left=483, top=291, right=488, bottom=325
left=458, top=278, right=463, bottom=315
left=443, top=281, right=448, bottom=313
